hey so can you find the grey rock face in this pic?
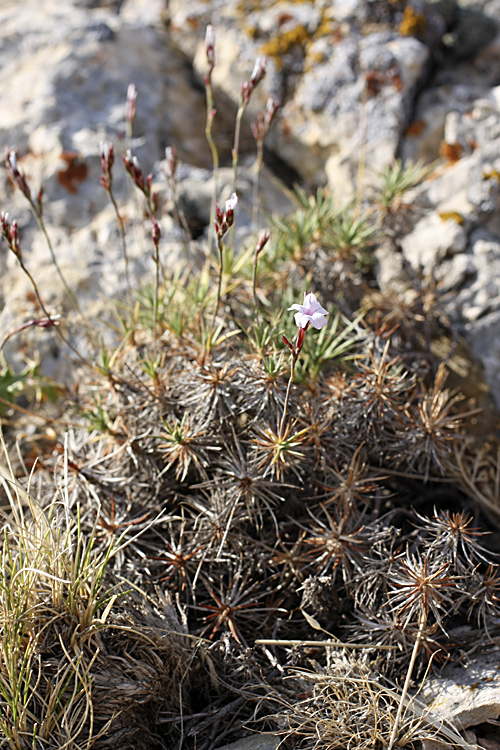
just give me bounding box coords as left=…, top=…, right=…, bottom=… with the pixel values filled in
left=421, top=649, right=500, bottom=731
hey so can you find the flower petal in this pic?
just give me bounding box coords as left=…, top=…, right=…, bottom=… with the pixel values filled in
left=294, top=311, right=311, bottom=328
left=310, top=312, right=328, bottom=329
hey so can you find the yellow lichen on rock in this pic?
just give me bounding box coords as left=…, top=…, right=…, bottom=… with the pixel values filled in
left=438, top=211, right=465, bottom=225
left=399, top=5, right=427, bottom=37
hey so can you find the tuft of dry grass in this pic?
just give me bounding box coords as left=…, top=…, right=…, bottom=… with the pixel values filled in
left=0, top=434, right=192, bottom=750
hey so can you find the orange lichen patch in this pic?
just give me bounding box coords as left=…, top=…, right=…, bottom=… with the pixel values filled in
left=399, top=5, right=427, bottom=37
left=439, top=141, right=462, bottom=163
left=438, top=211, right=465, bottom=225
left=57, top=152, right=88, bottom=194
left=405, top=119, right=426, bottom=136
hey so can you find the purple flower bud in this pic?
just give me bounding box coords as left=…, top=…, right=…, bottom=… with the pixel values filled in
left=265, top=97, right=279, bottom=126
left=5, top=148, right=32, bottom=201
left=152, top=217, right=161, bottom=247
left=37, top=186, right=44, bottom=217
left=123, top=149, right=145, bottom=193
left=205, top=25, right=215, bottom=67
left=100, top=141, right=114, bottom=168
left=255, top=229, right=270, bottom=258
left=225, top=192, right=238, bottom=215
left=164, top=146, right=178, bottom=179
left=242, top=56, right=267, bottom=106
left=250, top=56, right=267, bottom=85
left=215, top=202, right=224, bottom=225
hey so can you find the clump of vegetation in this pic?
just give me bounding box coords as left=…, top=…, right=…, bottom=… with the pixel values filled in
left=1, top=23, right=499, bottom=750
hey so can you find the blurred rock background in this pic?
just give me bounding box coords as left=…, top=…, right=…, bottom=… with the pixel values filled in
left=2, top=0, right=500, bottom=400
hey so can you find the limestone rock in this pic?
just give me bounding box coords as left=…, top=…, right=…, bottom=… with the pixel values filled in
left=420, top=649, right=500, bottom=731
left=170, top=0, right=437, bottom=192
left=401, top=213, right=468, bottom=275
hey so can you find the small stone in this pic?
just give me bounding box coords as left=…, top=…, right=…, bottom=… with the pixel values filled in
left=214, top=735, right=281, bottom=750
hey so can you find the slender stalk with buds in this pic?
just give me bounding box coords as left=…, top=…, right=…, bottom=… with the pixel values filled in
left=151, top=217, right=162, bottom=334
left=5, top=150, right=81, bottom=313
left=204, top=25, right=219, bottom=259
left=0, top=212, right=51, bottom=320
left=122, top=150, right=157, bottom=219
left=0, top=212, right=94, bottom=370
left=100, top=141, right=132, bottom=309
left=211, top=193, right=238, bottom=333
left=251, top=97, right=279, bottom=231
left=232, top=57, right=267, bottom=199
left=252, top=229, right=270, bottom=311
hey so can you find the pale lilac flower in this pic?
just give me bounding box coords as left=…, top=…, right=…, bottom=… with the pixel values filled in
left=288, top=292, right=328, bottom=330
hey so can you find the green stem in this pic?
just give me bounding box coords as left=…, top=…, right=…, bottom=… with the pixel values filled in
left=108, top=189, right=132, bottom=311
left=205, top=81, right=219, bottom=260
left=279, top=354, right=296, bottom=438
left=17, top=259, right=98, bottom=371
left=232, top=103, right=245, bottom=196
left=31, top=204, right=82, bottom=314
left=252, top=141, right=264, bottom=231
left=210, top=234, right=224, bottom=333
left=252, top=255, right=259, bottom=312
left=19, top=261, right=51, bottom=320
left=230, top=103, right=245, bottom=252
left=153, top=257, right=160, bottom=335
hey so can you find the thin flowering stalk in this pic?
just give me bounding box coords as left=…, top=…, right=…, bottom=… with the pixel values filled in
left=251, top=97, right=279, bottom=231
left=229, top=56, right=266, bottom=250
left=100, top=141, right=132, bottom=309
left=252, top=229, right=270, bottom=311
left=163, top=146, right=191, bottom=254
left=280, top=292, right=329, bottom=437
left=211, top=193, right=237, bottom=333
left=0, top=315, right=61, bottom=353
left=5, top=150, right=81, bottom=313
left=387, top=551, right=456, bottom=750
left=204, top=25, right=219, bottom=259
left=151, top=217, right=162, bottom=334
left=125, top=83, right=137, bottom=145
left=0, top=212, right=51, bottom=320
left=0, top=212, right=96, bottom=370
left=233, top=56, right=267, bottom=198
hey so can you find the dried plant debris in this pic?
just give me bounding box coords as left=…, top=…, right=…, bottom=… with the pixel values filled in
left=0, top=451, right=192, bottom=750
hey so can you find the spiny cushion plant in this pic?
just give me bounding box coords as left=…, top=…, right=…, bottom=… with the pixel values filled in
left=1, top=26, right=500, bottom=750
